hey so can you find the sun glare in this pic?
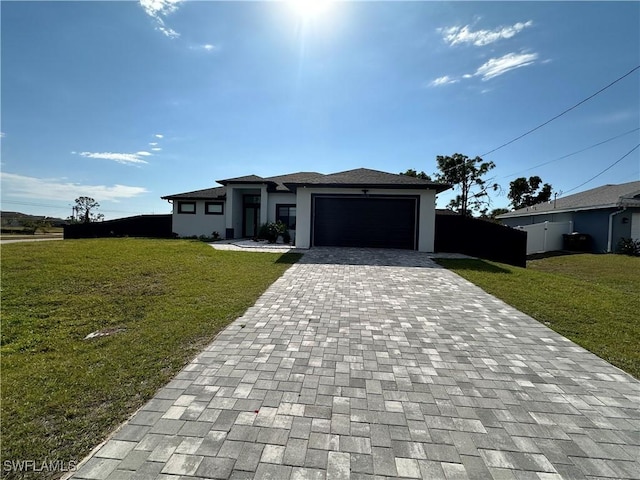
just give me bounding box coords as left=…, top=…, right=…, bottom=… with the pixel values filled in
left=287, top=0, right=334, bottom=20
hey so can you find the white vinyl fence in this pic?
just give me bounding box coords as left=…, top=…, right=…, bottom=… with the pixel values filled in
left=516, top=221, right=573, bottom=255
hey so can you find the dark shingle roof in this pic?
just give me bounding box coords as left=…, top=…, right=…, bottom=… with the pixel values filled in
left=217, top=175, right=269, bottom=185
left=283, top=168, right=451, bottom=193
left=497, top=181, right=640, bottom=218
left=264, top=172, right=325, bottom=191
left=161, top=186, right=226, bottom=200
left=163, top=168, right=451, bottom=200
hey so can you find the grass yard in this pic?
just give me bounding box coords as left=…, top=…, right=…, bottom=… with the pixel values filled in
left=1, top=238, right=300, bottom=479
left=436, top=253, right=640, bottom=379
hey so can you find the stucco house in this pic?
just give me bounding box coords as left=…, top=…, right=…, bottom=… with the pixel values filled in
left=162, top=168, right=451, bottom=252
left=497, top=181, right=640, bottom=252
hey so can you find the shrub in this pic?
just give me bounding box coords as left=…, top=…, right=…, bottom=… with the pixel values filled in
left=258, top=221, right=288, bottom=243
left=617, top=237, right=640, bottom=256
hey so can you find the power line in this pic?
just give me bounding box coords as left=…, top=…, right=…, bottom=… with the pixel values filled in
left=499, top=127, right=640, bottom=179
left=561, top=143, right=640, bottom=195
left=480, top=65, right=640, bottom=157
left=430, top=122, right=638, bottom=184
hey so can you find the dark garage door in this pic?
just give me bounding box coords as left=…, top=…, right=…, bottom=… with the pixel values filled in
left=313, top=196, right=417, bottom=249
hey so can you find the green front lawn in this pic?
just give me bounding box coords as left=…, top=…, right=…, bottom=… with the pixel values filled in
left=437, top=254, right=640, bottom=379
left=1, top=238, right=300, bottom=479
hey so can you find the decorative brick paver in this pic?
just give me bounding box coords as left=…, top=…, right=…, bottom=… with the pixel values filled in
left=73, top=248, right=640, bottom=479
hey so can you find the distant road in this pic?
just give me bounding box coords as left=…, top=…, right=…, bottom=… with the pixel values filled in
left=1, top=236, right=64, bottom=244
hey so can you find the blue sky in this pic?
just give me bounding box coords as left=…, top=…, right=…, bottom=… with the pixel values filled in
left=1, top=0, right=639, bottom=220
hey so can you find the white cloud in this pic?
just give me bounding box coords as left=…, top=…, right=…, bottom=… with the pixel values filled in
left=78, top=152, right=149, bottom=165
left=139, top=0, right=182, bottom=38
left=151, top=147, right=162, bottom=151
left=190, top=43, right=218, bottom=52
left=429, top=75, right=459, bottom=87
left=140, top=0, right=181, bottom=17
left=136, top=151, right=152, bottom=156
left=474, top=51, right=538, bottom=80
left=0, top=172, right=148, bottom=201
left=428, top=50, right=537, bottom=87
left=155, top=134, right=164, bottom=138
left=149, top=142, right=158, bottom=146
left=440, top=21, right=533, bottom=47
left=159, top=27, right=180, bottom=39
left=0, top=132, right=5, bottom=138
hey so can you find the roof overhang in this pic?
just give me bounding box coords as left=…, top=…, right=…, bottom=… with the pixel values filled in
left=217, top=179, right=278, bottom=187
left=161, top=194, right=227, bottom=201
left=283, top=182, right=452, bottom=193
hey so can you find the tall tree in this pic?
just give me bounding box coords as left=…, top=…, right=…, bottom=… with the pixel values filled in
left=400, top=169, right=432, bottom=181
left=71, top=196, right=104, bottom=223
left=434, top=153, right=498, bottom=216
left=508, top=176, right=552, bottom=210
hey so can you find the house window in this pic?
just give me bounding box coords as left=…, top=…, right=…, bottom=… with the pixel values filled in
left=276, top=204, right=296, bottom=230
left=205, top=202, right=224, bottom=215
left=178, top=201, right=196, bottom=214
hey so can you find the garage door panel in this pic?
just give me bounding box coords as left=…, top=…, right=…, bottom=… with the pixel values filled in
left=313, top=197, right=416, bottom=249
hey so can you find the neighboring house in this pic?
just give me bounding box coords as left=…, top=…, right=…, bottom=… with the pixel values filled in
left=162, top=168, right=451, bottom=252
left=497, top=181, right=640, bottom=253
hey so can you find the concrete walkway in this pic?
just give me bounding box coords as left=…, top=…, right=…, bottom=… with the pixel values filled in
left=73, top=248, right=640, bottom=480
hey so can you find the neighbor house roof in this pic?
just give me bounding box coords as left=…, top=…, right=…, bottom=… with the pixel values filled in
left=163, top=168, right=451, bottom=199
left=497, top=181, right=640, bottom=219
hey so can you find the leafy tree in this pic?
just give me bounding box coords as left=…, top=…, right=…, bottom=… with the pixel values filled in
left=400, top=169, right=432, bottom=181
left=71, top=196, right=104, bottom=224
left=489, top=207, right=510, bottom=218
left=508, top=176, right=552, bottom=210
left=479, top=208, right=510, bottom=223
left=434, top=153, right=498, bottom=216
left=22, top=218, right=52, bottom=234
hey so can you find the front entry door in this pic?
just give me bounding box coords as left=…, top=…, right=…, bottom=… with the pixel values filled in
left=243, top=195, right=261, bottom=237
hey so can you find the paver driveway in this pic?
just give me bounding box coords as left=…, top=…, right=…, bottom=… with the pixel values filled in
left=73, top=248, right=640, bottom=480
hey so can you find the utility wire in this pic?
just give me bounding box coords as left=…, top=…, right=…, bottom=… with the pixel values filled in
left=499, top=127, right=640, bottom=179
left=561, top=143, right=640, bottom=195
left=480, top=65, right=640, bottom=157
